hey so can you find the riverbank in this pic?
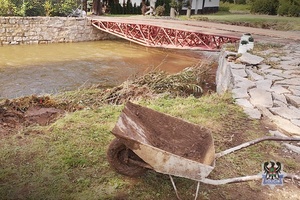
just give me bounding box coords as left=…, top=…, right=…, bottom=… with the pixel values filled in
left=1, top=59, right=300, bottom=199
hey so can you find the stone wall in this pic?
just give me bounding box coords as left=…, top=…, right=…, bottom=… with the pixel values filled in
left=0, top=17, right=116, bottom=45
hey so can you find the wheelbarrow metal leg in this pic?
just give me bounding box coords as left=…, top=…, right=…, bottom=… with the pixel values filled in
left=169, top=175, right=201, bottom=200
left=169, top=175, right=182, bottom=200
left=195, top=181, right=200, bottom=200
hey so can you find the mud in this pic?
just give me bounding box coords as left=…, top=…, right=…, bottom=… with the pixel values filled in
left=0, top=96, right=64, bottom=137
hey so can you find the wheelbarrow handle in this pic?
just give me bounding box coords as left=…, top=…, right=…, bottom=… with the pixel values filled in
left=215, top=136, right=300, bottom=159
left=200, top=173, right=300, bottom=185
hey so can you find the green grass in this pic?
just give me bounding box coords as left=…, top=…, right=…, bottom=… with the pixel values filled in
left=220, top=2, right=251, bottom=13
left=1, top=93, right=299, bottom=199
left=202, top=14, right=300, bottom=31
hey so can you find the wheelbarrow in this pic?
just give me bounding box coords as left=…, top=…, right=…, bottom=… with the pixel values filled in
left=107, top=101, right=300, bottom=199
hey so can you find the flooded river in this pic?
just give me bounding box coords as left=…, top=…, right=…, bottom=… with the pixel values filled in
left=0, top=40, right=203, bottom=99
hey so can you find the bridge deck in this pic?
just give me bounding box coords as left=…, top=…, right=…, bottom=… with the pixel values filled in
left=90, top=16, right=240, bottom=51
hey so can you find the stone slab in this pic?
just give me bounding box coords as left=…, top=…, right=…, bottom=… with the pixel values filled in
left=258, top=64, right=271, bottom=71
left=273, top=100, right=288, bottom=107
left=249, top=88, right=273, bottom=108
left=264, top=68, right=283, bottom=75
left=289, top=89, right=300, bottom=96
left=232, top=87, right=249, bottom=99
left=283, top=143, right=300, bottom=154
left=231, top=68, right=247, bottom=78
left=269, top=57, right=281, bottom=62
left=280, top=59, right=300, bottom=67
left=264, top=74, right=284, bottom=81
left=272, top=93, right=288, bottom=104
left=291, top=119, right=300, bottom=127
left=276, top=78, right=300, bottom=86
left=285, top=94, right=300, bottom=108
left=246, top=69, right=264, bottom=81
left=234, top=76, right=256, bottom=89
left=289, top=86, right=300, bottom=91
left=256, top=79, right=272, bottom=90
left=269, top=130, right=288, bottom=137
left=238, top=53, right=264, bottom=65
left=230, top=63, right=245, bottom=69
left=216, top=59, right=233, bottom=94
left=235, top=99, right=253, bottom=108
left=269, top=106, right=300, bottom=120
left=283, top=69, right=300, bottom=76
left=270, top=85, right=290, bottom=94
left=274, top=73, right=296, bottom=79
left=243, top=107, right=261, bottom=119
left=259, top=107, right=300, bottom=135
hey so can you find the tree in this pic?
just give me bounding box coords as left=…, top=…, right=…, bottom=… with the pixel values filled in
left=126, top=0, right=133, bottom=14
left=82, top=0, right=87, bottom=12
left=93, top=0, right=103, bottom=15
left=0, top=0, right=16, bottom=16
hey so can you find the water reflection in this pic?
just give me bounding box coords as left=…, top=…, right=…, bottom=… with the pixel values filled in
left=0, top=40, right=202, bottom=99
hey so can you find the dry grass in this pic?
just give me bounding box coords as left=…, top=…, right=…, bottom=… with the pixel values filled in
left=54, top=60, right=213, bottom=106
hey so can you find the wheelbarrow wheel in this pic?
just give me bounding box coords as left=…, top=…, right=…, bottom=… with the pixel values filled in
left=107, top=138, right=147, bottom=177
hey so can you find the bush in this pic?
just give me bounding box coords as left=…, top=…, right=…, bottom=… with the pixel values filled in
left=44, top=0, right=53, bottom=16
left=288, top=5, right=300, bottom=17
left=155, top=5, right=165, bottom=16
left=251, top=0, right=279, bottom=15
left=0, top=0, right=16, bottom=16
left=277, top=0, right=300, bottom=17
left=277, top=1, right=290, bottom=16
left=218, top=5, right=230, bottom=12
left=236, top=0, right=247, bottom=3
left=25, top=0, right=45, bottom=16
left=59, top=0, right=77, bottom=16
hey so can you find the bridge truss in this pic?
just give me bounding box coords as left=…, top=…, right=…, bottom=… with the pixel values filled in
left=91, top=19, right=239, bottom=51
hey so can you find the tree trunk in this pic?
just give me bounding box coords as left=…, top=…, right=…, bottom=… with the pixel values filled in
left=93, top=0, right=103, bottom=15
left=82, top=0, right=87, bottom=12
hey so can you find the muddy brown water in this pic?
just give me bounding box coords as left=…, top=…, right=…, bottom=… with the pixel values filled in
left=0, top=40, right=205, bottom=99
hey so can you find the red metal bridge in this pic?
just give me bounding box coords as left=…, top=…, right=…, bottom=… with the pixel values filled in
left=91, top=17, right=240, bottom=51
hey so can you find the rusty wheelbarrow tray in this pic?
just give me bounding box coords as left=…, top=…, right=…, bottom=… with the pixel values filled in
left=107, top=102, right=300, bottom=199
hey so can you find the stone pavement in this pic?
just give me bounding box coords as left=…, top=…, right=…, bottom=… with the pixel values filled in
left=217, top=43, right=300, bottom=137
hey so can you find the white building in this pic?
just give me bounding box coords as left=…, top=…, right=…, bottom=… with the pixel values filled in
left=182, top=0, right=219, bottom=14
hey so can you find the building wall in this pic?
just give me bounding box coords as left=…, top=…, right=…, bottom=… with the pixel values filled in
left=184, top=0, right=219, bottom=14
left=204, top=0, right=220, bottom=7
left=0, top=17, right=116, bottom=45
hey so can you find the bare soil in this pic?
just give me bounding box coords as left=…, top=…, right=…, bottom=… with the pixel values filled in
left=0, top=96, right=65, bottom=137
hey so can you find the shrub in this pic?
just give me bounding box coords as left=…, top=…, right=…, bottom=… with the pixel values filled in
left=0, top=0, right=16, bottom=16
left=277, top=0, right=290, bottom=16
left=288, top=5, right=300, bottom=17
left=219, top=5, right=230, bottom=12
left=25, top=0, right=45, bottom=16
left=44, top=0, right=54, bottom=16
left=59, top=0, right=77, bottom=16
left=155, top=5, right=165, bottom=16
left=277, top=0, right=300, bottom=17
left=251, top=0, right=279, bottom=15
